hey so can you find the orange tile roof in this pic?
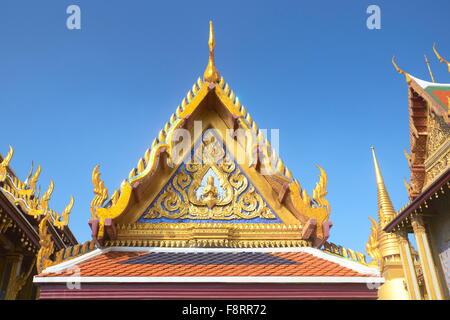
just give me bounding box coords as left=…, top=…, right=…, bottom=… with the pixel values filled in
left=37, top=250, right=377, bottom=278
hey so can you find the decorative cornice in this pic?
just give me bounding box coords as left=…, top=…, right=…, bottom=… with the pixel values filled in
left=108, top=222, right=310, bottom=248
left=322, top=241, right=369, bottom=266
left=384, top=167, right=450, bottom=232
left=104, top=239, right=311, bottom=248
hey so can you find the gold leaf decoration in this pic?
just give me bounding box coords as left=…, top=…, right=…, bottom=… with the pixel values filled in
left=144, top=131, right=277, bottom=221
left=0, top=145, right=14, bottom=182
left=312, top=165, right=330, bottom=217
left=366, top=217, right=382, bottom=263
left=36, top=214, right=54, bottom=273
left=52, top=196, right=74, bottom=229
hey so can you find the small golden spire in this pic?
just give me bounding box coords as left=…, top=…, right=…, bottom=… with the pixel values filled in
left=424, top=55, right=436, bottom=83
left=371, top=147, right=396, bottom=226
left=433, top=43, right=450, bottom=73
left=203, top=21, right=220, bottom=83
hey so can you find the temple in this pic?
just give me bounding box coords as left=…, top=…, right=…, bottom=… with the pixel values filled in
left=366, top=49, right=450, bottom=300
left=32, top=22, right=381, bottom=300
left=0, top=147, right=78, bottom=299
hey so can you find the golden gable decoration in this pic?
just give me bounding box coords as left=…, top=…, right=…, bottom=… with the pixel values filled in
left=143, top=130, right=277, bottom=221
left=88, top=21, right=332, bottom=248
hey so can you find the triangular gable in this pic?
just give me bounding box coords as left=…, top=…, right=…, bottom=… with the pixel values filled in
left=89, top=76, right=331, bottom=247
left=138, top=129, right=282, bottom=224
left=89, top=21, right=332, bottom=247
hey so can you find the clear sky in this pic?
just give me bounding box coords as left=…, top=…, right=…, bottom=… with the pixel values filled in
left=1, top=0, right=449, bottom=255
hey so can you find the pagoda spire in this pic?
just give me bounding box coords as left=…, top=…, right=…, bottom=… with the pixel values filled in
left=368, top=147, right=410, bottom=300
left=371, top=147, right=396, bottom=226
left=203, top=21, right=220, bottom=83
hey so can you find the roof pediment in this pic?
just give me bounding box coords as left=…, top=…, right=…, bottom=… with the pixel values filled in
left=89, top=23, right=331, bottom=248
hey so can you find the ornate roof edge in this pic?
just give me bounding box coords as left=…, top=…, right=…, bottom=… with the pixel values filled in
left=0, top=146, right=75, bottom=231
left=89, top=23, right=331, bottom=244
left=392, top=56, right=450, bottom=124
left=36, top=246, right=379, bottom=278
left=322, top=241, right=372, bottom=266
left=384, top=167, right=450, bottom=232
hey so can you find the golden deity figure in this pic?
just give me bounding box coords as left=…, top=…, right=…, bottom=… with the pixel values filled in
left=200, top=175, right=220, bottom=208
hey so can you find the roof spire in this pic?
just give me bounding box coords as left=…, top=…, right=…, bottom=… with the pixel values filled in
left=203, top=21, right=220, bottom=83
left=424, top=54, right=436, bottom=83
left=433, top=43, right=450, bottom=73
left=371, top=147, right=396, bottom=226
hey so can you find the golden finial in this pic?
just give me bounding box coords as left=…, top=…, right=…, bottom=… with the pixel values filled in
left=371, top=147, right=396, bottom=225
left=0, top=145, right=14, bottom=182
left=203, top=21, right=220, bottom=83
left=424, top=55, right=436, bottom=83
left=392, top=56, right=412, bottom=84
left=433, top=43, right=450, bottom=73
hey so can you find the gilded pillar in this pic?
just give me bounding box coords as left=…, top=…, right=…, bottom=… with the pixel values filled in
left=411, top=215, right=444, bottom=300
left=396, top=230, right=422, bottom=299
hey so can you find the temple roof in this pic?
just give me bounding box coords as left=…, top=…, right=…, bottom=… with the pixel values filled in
left=87, top=22, right=335, bottom=248
left=35, top=247, right=380, bottom=281
left=392, top=48, right=450, bottom=124
left=392, top=50, right=450, bottom=200
left=0, top=148, right=77, bottom=250
left=409, top=75, right=450, bottom=123
left=32, top=22, right=375, bottom=285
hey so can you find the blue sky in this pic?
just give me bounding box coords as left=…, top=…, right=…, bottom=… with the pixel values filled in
left=1, top=1, right=449, bottom=254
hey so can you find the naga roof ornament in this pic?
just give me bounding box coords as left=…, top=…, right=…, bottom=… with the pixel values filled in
left=0, top=146, right=74, bottom=229
left=392, top=50, right=450, bottom=124
left=433, top=43, right=450, bottom=73
left=392, top=56, right=412, bottom=84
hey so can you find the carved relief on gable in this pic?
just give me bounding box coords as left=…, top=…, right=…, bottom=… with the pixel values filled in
left=140, top=130, right=279, bottom=222
left=426, top=151, right=450, bottom=184
left=427, top=111, right=450, bottom=158
left=410, top=169, right=426, bottom=196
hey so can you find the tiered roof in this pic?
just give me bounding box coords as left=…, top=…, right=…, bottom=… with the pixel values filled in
left=0, top=147, right=78, bottom=273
